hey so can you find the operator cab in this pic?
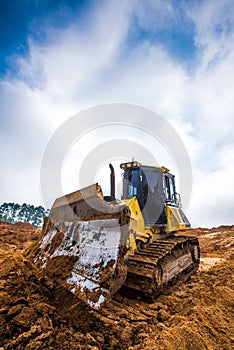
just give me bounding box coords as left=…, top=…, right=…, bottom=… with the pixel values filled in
left=120, top=161, right=180, bottom=227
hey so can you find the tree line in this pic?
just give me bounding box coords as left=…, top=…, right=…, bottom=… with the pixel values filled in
left=0, top=202, right=50, bottom=228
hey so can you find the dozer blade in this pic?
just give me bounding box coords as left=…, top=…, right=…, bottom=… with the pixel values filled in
left=28, top=184, right=130, bottom=309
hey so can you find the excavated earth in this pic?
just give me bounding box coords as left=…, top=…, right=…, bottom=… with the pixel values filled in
left=0, top=221, right=233, bottom=349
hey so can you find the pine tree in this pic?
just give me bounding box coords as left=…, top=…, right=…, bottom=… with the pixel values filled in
left=0, top=202, right=50, bottom=228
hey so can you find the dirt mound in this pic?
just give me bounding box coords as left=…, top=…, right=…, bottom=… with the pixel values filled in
left=0, top=221, right=40, bottom=252
left=0, top=221, right=233, bottom=349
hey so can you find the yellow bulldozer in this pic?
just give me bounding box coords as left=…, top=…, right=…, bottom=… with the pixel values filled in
left=29, top=161, right=200, bottom=309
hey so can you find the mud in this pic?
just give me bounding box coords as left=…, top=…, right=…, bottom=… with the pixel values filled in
left=0, top=221, right=233, bottom=349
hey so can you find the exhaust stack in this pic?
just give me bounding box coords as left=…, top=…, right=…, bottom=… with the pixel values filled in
left=109, top=163, right=115, bottom=200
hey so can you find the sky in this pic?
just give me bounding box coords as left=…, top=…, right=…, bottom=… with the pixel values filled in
left=0, top=0, right=234, bottom=228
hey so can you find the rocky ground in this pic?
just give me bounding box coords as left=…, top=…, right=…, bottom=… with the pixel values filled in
left=0, top=221, right=233, bottom=349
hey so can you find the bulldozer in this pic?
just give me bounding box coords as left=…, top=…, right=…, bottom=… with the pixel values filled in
left=29, top=161, right=200, bottom=310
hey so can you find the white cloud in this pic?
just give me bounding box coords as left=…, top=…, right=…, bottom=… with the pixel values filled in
left=1, top=0, right=234, bottom=227
left=188, top=144, right=234, bottom=227
left=16, top=1, right=134, bottom=104
left=133, top=0, right=176, bottom=30
left=186, top=0, right=234, bottom=70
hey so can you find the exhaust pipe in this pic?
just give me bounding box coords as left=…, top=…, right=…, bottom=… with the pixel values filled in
left=109, top=163, right=115, bottom=200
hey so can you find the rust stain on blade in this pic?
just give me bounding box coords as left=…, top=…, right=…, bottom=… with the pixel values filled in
left=29, top=183, right=130, bottom=310
left=32, top=218, right=129, bottom=309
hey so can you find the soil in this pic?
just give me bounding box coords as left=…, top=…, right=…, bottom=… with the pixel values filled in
left=0, top=221, right=233, bottom=349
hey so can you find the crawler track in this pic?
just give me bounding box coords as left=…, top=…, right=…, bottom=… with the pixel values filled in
left=124, top=236, right=200, bottom=299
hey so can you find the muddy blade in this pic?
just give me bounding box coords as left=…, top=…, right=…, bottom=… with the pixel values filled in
left=29, top=184, right=130, bottom=309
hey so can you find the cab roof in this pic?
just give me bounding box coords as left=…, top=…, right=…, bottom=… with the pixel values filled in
left=120, top=161, right=169, bottom=173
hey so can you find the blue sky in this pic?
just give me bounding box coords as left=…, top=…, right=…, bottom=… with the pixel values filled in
left=0, top=0, right=198, bottom=74
left=1, top=0, right=234, bottom=227
left=0, top=0, right=87, bottom=74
